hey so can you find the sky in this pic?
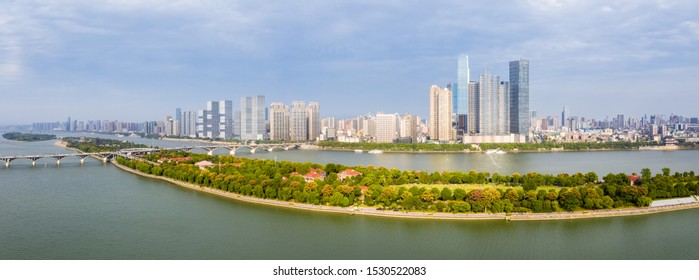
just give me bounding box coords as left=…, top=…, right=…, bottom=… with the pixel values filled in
left=1, top=0, right=699, bottom=125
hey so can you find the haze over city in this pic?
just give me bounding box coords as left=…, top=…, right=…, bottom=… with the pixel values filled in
left=1, top=0, right=698, bottom=125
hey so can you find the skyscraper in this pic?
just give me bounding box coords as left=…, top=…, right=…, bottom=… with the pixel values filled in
left=240, top=96, right=266, bottom=141
left=290, top=101, right=308, bottom=142
left=467, top=81, right=479, bottom=134
left=455, top=54, right=469, bottom=116
left=509, top=59, right=530, bottom=135
left=269, top=102, right=290, bottom=141
left=307, top=102, right=320, bottom=142
left=478, top=71, right=497, bottom=135
left=218, top=100, right=233, bottom=139
left=429, top=85, right=454, bottom=142
left=194, top=100, right=232, bottom=139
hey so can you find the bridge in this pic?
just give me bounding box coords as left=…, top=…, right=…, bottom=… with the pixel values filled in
left=1, top=143, right=304, bottom=167
left=0, top=152, right=117, bottom=167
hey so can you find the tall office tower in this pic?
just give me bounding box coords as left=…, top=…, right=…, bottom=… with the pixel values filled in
left=497, top=81, right=510, bottom=135
left=375, top=113, right=400, bottom=143
left=455, top=54, right=470, bottom=129
left=269, top=102, right=290, bottom=141
left=509, top=59, right=530, bottom=135
left=233, top=110, right=241, bottom=139
left=429, top=85, right=454, bottom=142
left=561, top=106, right=569, bottom=129
left=290, top=101, right=308, bottom=142
left=175, top=108, right=182, bottom=135
left=217, top=100, right=233, bottom=139
left=617, top=114, right=625, bottom=130
left=240, top=95, right=266, bottom=140
left=196, top=101, right=220, bottom=138
left=307, top=102, right=320, bottom=141
left=400, top=114, right=419, bottom=142
left=180, top=111, right=197, bottom=137
left=478, top=70, right=500, bottom=135
left=467, top=81, right=479, bottom=134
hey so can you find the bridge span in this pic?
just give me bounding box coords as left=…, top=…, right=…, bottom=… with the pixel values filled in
left=2, top=143, right=304, bottom=167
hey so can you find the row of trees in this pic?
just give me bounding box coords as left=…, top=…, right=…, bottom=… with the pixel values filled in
left=2, top=132, right=56, bottom=142
left=113, top=150, right=699, bottom=214
left=64, top=137, right=148, bottom=153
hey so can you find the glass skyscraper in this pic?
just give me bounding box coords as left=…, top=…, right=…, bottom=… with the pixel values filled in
left=455, top=54, right=470, bottom=116
left=509, top=59, right=529, bottom=135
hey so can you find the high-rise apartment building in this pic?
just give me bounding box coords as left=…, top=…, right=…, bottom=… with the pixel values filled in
left=269, top=102, right=290, bottom=141
left=509, top=59, right=529, bottom=135
left=307, top=102, right=320, bottom=142
left=467, top=81, right=479, bottom=134
left=429, top=85, right=454, bottom=142
left=240, top=96, right=266, bottom=141
left=290, top=101, right=308, bottom=142
left=375, top=113, right=400, bottom=143
left=478, top=70, right=509, bottom=135
left=400, top=114, right=420, bottom=142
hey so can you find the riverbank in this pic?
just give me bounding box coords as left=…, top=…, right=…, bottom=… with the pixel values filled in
left=107, top=155, right=699, bottom=221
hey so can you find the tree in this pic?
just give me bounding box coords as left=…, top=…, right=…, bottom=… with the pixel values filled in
left=662, top=167, right=671, bottom=177
left=440, top=187, right=453, bottom=201
left=453, top=188, right=467, bottom=201
left=641, top=168, right=652, bottom=182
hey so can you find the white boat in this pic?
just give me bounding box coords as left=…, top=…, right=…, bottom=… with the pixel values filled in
left=354, top=149, right=363, bottom=153
left=485, top=149, right=506, bottom=155
left=368, top=149, right=383, bottom=154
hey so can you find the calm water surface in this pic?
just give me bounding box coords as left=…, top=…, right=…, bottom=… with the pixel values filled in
left=1, top=137, right=698, bottom=259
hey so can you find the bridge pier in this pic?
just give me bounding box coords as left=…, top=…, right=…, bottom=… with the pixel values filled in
left=76, top=155, right=89, bottom=165
left=52, top=156, right=66, bottom=166
left=27, top=157, right=42, bottom=167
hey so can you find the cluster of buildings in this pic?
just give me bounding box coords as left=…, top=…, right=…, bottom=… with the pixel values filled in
left=31, top=53, right=699, bottom=146
left=428, top=55, right=531, bottom=144
left=162, top=96, right=321, bottom=142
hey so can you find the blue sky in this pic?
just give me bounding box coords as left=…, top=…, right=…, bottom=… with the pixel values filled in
left=1, top=0, right=698, bottom=124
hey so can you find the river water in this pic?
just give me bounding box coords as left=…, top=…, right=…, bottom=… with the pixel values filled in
left=1, top=136, right=698, bottom=259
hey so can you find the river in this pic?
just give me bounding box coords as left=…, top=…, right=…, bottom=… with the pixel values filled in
left=1, top=136, right=698, bottom=259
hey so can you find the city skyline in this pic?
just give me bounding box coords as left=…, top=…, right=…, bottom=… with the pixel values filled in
left=1, top=1, right=699, bottom=124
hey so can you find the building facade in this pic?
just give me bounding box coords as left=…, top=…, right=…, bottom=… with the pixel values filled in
left=375, top=113, right=400, bottom=143
left=290, top=101, right=308, bottom=142
left=429, top=85, right=454, bottom=142
left=269, top=102, right=290, bottom=141
left=240, top=96, right=266, bottom=141
left=307, top=102, right=320, bottom=142
left=509, top=59, right=530, bottom=135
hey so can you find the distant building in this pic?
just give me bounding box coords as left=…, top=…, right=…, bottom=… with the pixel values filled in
left=509, top=59, right=530, bottom=136
left=241, top=96, right=266, bottom=140
left=269, top=102, right=290, bottom=141
left=290, top=101, right=308, bottom=142
left=429, top=85, right=454, bottom=142
left=196, top=100, right=232, bottom=139
left=375, top=113, right=400, bottom=143
left=307, top=102, right=320, bottom=142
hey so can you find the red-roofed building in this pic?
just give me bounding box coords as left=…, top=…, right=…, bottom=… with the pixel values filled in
left=338, top=169, right=362, bottom=181
left=628, top=174, right=640, bottom=186
left=303, top=170, right=325, bottom=183
left=158, top=156, right=191, bottom=163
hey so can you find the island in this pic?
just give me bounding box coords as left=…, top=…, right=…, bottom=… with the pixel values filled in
left=64, top=138, right=699, bottom=220
left=2, top=132, right=56, bottom=142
